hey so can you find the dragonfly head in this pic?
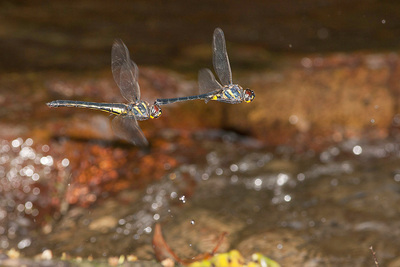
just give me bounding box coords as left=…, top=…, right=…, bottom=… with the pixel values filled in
left=243, top=89, right=255, bottom=103
left=150, top=103, right=162, bottom=119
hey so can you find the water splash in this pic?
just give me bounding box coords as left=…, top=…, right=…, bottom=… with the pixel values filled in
left=112, top=178, right=184, bottom=241
left=0, top=137, right=70, bottom=250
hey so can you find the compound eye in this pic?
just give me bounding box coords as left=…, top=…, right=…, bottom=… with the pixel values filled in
left=244, top=89, right=255, bottom=103
left=150, top=104, right=162, bottom=119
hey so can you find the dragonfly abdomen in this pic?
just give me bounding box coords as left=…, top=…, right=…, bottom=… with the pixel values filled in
left=47, top=100, right=128, bottom=115
left=155, top=92, right=213, bottom=105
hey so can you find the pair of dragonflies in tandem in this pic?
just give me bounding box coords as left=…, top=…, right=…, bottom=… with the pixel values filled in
left=47, top=28, right=255, bottom=146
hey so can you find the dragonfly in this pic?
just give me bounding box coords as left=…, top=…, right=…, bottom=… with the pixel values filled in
left=155, top=28, right=255, bottom=106
left=47, top=39, right=162, bottom=146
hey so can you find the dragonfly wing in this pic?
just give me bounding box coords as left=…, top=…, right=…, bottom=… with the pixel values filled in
left=119, top=60, right=141, bottom=102
left=198, top=68, right=223, bottom=94
left=111, top=39, right=140, bottom=103
left=111, top=115, right=148, bottom=146
left=212, top=28, right=233, bottom=86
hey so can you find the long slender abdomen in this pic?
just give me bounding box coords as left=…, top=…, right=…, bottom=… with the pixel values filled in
left=155, top=92, right=212, bottom=105
left=47, top=100, right=127, bottom=115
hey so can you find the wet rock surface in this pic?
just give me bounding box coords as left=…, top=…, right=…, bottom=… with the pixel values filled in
left=2, top=133, right=400, bottom=266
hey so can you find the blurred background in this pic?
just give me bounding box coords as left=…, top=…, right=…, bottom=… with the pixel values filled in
left=1, top=1, right=400, bottom=266
left=2, top=1, right=400, bottom=71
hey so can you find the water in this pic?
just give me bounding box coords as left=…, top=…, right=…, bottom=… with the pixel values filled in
left=152, top=137, right=400, bottom=266
left=0, top=137, right=70, bottom=252
left=1, top=133, right=399, bottom=265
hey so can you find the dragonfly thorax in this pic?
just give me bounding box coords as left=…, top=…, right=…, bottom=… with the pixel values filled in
left=218, top=84, right=245, bottom=103
left=130, top=101, right=151, bottom=120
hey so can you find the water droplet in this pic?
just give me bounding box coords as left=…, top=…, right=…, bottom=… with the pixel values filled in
left=151, top=203, right=158, bottom=210
left=179, top=195, right=186, bottom=204
left=11, top=139, right=21, bottom=148
left=277, top=173, right=289, bottom=186
left=0, top=239, right=9, bottom=249
left=320, top=151, right=331, bottom=162
left=31, top=209, right=39, bottom=216
left=25, top=138, right=33, bottom=146
left=32, top=173, right=40, bottom=181
left=297, top=173, right=305, bottom=181
left=164, top=163, right=171, bottom=170
left=25, top=201, right=33, bottom=209
left=25, top=168, right=34, bottom=177
left=22, top=186, right=30, bottom=193
left=17, top=238, right=31, bottom=249
left=42, top=145, right=50, bottom=153
left=239, top=162, right=249, bottom=172
left=1, top=143, right=10, bottom=153
left=353, top=145, right=362, bottom=155
left=61, top=158, right=70, bottom=167
left=17, top=204, right=25, bottom=212
left=190, top=220, right=195, bottom=225
left=301, top=57, right=312, bottom=68
left=169, top=173, right=177, bottom=180
left=230, top=175, right=238, bottom=183
left=284, top=195, right=292, bottom=202
left=215, top=168, right=223, bottom=175
left=201, top=173, right=209, bottom=181
left=230, top=164, right=238, bottom=172
left=40, top=156, right=49, bottom=166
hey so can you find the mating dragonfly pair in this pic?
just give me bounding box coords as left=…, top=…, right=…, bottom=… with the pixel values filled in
left=47, top=28, right=255, bottom=146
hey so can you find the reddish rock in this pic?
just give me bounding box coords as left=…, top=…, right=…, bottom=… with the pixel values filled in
left=224, top=53, right=396, bottom=149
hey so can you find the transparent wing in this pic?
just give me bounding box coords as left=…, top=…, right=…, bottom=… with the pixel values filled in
left=111, top=39, right=140, bottom=103
left=212, top=28, right=233, bottom=86
left=111, top=115, right=148, bottom=146
left=198, top=68, right=223, bottom=94
left=119, top=60, right=141, bottom=102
